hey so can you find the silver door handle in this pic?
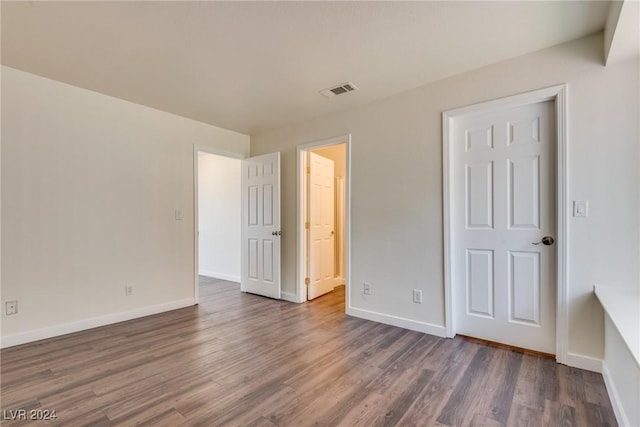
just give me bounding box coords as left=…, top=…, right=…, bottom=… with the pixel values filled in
left=532, top=236, right=554, bottom=246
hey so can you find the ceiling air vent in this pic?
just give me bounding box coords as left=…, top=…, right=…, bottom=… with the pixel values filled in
left=319, top=82, right=359, bottom=98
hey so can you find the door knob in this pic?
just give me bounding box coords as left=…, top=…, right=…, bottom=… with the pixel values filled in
left=532, top=236, right=555, bottom=246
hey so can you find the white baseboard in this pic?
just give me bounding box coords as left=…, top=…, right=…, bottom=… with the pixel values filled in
left=281, top=291, right=303, bottom=303
left=0, top=298, right=196, bottom=349
left=347, top=306, right=447, bottom=337
left=564, top=352, right=603, bottom=373
left=602, top=362, right=630, bottom=427
left=199, top=270, right=240, bottom=283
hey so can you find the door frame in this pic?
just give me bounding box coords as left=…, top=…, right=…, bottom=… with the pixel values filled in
left=193, top=144, right=246, bottom=304
left=296, top=135, right=351, bottom=307
left=442, top=85, right=569, bottom=363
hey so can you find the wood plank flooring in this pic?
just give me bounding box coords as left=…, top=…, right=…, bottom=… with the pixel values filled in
left=1, top=277, right=617, bottom=426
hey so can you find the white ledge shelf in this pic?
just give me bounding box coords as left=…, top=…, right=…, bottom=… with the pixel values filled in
left=594, top=284, right=640, bottom=368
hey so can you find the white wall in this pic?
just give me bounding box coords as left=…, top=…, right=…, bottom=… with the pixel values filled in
left=198, top=152, right=241, bottom=282
left=596, top=285, right=640, bottom=426
left=603, top=314, right=640, bottom=427
left=251, top=33, right=640, bottom=362
left=1, top=66, right=249, bottom=346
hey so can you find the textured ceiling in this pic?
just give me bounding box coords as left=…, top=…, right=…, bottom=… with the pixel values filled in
left=1, top=1, right=610, bottom=134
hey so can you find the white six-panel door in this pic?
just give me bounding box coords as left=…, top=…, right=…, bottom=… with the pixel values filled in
left=307, top=152, right=335, bottom=300
left=453, top=100, right=556, bottom=354
left=241, top=152, right=281, bottom=299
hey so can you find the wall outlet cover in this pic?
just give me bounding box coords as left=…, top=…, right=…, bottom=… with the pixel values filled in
left=413, top=289, right=423, bottom=303
left=363, top=282, right=371, bottom=295
left=5, top=300, right=18, bottom=315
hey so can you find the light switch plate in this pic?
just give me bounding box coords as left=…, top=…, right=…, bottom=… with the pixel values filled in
left=573, top=200, right=588, bottom=217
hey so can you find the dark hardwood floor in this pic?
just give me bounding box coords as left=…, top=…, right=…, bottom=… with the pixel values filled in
left=1, top=277, right=617, bottom=426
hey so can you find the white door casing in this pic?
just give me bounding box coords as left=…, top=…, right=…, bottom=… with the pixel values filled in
left=451, top=100, right=557, bottom=354
left=297, top=135, right=351, bottom=307
left=307, top=152, right=335, bottom=300
left=241, top=152, right=281, bottom=299
left=335, top=176, right=346, bottom=281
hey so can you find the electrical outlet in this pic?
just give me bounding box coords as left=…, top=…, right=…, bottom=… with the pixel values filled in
left=413, top=289, right=422, bottom=304
left=363, top=282, right=372, bottom=295
left=125, top=286, right=134, bottom=296
left=5, top=300, right=18, bottom=315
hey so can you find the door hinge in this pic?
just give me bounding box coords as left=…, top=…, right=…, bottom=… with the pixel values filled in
left=306, top=166, right=310, bottom=174
left=305, top=277, right=310, bottom=286
left=305, top=222, right=310, bottom=229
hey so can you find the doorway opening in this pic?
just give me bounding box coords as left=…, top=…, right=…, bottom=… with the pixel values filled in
left=297, top=135, right=350, bottom=310
left=193, top=146, right=244, bottom=303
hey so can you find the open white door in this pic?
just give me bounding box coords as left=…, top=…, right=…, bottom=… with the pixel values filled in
left=307, top=152, right=335, bottom=300
left=241, top=152, right=281, bottom=299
